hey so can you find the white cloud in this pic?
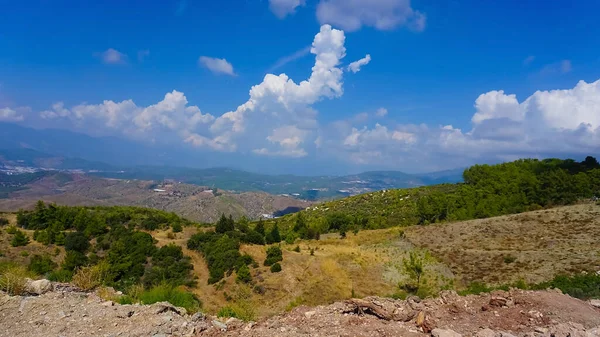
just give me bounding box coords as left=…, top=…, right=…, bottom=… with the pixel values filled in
left=347, top=54, right=371, bottom=73
left=38, top=90, right=214, bottom=142
left=269, top=0, right=306, bottom=18
left=324, top=79, right=600, bottom=170
left=198, top=56, right=236, bottom=76
left=316, top=0, right=426, bottom=32
left=268, top=46, right=311, bottom=72
left=99, top=48, right=127, bottom=64
left=208, top=24, right=351, bottom=156
left=523, top=55, right=535, bottom=66
left=540, top=59, right=572, bottom=75
left=0, top=107, right=24, bottom=122
left=375, top=107, right=388, bottom=117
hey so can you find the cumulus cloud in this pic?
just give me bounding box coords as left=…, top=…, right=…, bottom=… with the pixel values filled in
left=99, top=48, right=127, bottom=64
left=208, top=24, right=352, bottom=156
left=347, top=54, right=371, bottom=73
left=269, top=0, right=306, bottom=18
left=0, top=107, right=25, bottom=122
left=316, top=0, right=426, bottom=32
left=39, top=90, right=214, bottom=142
left=199, top=56, right=236, bottom=76
left=375, top=107, right=388, bottom=117
left=325, top=79, right=600, bottom=170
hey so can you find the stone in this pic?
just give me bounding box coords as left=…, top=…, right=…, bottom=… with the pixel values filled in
left=152, top=302, right=186, bottom=316
left=190, top=312, right=205, bottom=322
left=476, top=328, right=498, bottom=337
left=489, top=296, right=507, bottom=307
left=431, top=329, right=463, bottom=337
left=101, top=301, right=114, bottom=307
left=212, top=320, right=227, bottom=331
left=25, top=279, right=52, bottom=295
left=589, top=299, right=600, bottom=308
left=304, top=311, right=316, bottom=319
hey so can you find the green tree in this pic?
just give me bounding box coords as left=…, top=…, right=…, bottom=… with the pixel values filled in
left=254, top=219, right=265, bottom=236
left=264, top=246, right=283, bottom=266
left=265, top=223, right=281, bottom=244
left=11, top=230, right=30, bottom=247
left=65, top=232, right=90, bottom=253
left=29, top=254, right=57, bottom=275
left=236, top=264, right=252, bottom=283
left=215, top=214, right=235, bottom=234
left=270, top=262, right=282, bottom=273
left=402, top=251, right=426, bottom=292
left=172, top=222, right=183, bottom=233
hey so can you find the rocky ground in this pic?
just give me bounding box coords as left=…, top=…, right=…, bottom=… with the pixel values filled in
left=1, top=281, right=600, bottom=337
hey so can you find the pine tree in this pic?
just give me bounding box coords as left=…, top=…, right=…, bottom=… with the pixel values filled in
left=11, top=230, right=30, bottom=247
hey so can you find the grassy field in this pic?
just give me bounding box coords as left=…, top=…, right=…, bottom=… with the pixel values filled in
left=404, top=203, right=600, bottom=286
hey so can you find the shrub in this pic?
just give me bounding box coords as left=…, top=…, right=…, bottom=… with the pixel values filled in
left=0, top=265, right=33, bottom=295
left=72, top=262, right=110, bottom=291
left=503, top=255, right=517, bottom=264
left=11, top=230, right=30, bottom=247
left=65, top=232, right=90, bottom=253
left=236, top=264, right=252, bottom=284
left=293, top=245, right=301, bottom=253
left=6, top=226, right=18, bottom=234
left=61, top=250, right=89, bottom=271
left=270, top=263, right=282, bottom=273
left=136, top=284, right=201, bottom=313
left=29, top=255, right=58, bottom=275
left=172, top=223, right=183, bottom=233
left=48, top=269, right=73, bottom=282
left=167, top=232, right=176, bottom=239
left=0, top=217, right=9, bottom=226
left=534, top=273, right=600, bottom=299
left=217, top=306, right=238, bottom=318
left=264, top=246, right=283, bottom=266
left=20, top=251, right=29, bottom=257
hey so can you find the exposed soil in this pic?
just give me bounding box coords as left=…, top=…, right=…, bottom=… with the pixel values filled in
left=1, top=285, right=599, bottom=337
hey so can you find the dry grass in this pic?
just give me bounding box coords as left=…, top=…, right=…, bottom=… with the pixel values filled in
left=404, top=203, right=600, bottom=287
left=72, top=262, right=109, bottom=291
left=0, top=265, right=33, bottom=295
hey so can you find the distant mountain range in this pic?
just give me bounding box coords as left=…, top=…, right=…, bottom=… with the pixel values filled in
left=0, top=122, right=463, bottom=200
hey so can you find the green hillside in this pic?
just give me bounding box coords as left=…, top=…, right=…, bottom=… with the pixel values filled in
left=265, top=156, right=600, bottom=238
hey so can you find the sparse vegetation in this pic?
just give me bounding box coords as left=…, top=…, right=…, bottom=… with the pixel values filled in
left=264, top=246, right=283, bottom=266
left=0, top=217, right=9, bottom=226
left=270, top=262, right=282, bottom=273
left=119, top=283, right=201, bottom=313
left=0, top=264, right=33, bottom=295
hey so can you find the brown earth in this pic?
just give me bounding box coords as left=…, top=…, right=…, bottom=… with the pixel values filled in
left=0, top=174, right=311, bottom=223
left=1, top=286, right=599, bottom=337
left=404, top=203, right=600, bottom=286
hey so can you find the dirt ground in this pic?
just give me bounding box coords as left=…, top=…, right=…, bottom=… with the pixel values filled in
left=1, top=286, right=599, bottom=337
left=404, top=203, right=600, bottom=286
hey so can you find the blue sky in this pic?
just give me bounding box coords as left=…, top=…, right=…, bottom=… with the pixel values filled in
left=1, top=0, right=599, bottom=174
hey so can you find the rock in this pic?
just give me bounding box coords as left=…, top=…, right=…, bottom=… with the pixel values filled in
left=431, top=328, right=463, bottom=337
left=244, top=322, right=255, bottom=331
left=25, top=279, right=52, bottom=295
left=304, top=311, right=316, bottom=319
left=489, top=296, right=508, bottom=307
left=212, top=320, right=227, bottom=331
left=498, top=332, right=517, bottom=337
left=151, top=302, right=186, bottom=316
left=190, top=312, right=205, bottom=322
left=476, top=328, right=498, bottom=337
left=101, top=301, right=114, bottom=307
left=589, top=299, right=600, bottom=308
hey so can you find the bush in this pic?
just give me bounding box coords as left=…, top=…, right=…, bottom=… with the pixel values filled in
left=172, top=223, right=183, bottom=233
left=136, top=284, right=201, bottom=313
left=48, top=269, right=73, bottom=282
left=264, top=246, right=283, bottom=266
left=11, top=230, right=30, bottom=247
left=65, top=232, right=90, bottom=253
left=503, top=255, right=517, bottom=264
left=217, top=306, right=238, bottom=318
left=534, top=273, right=600, bottom=299
left=0, top=265, right=33, bottom=295
left=72, top=262, right=110, bottom=291
left=293, top=245, right=301, bottom=253
left=6, top=226, right=18, bottom=234
left=0, top=217, right=9, bottom=226
left=270, top=262, right=282, bottom=273
left=29, top=255, right=57, bottom=275
left=236, top=264, right=252, bottom=283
